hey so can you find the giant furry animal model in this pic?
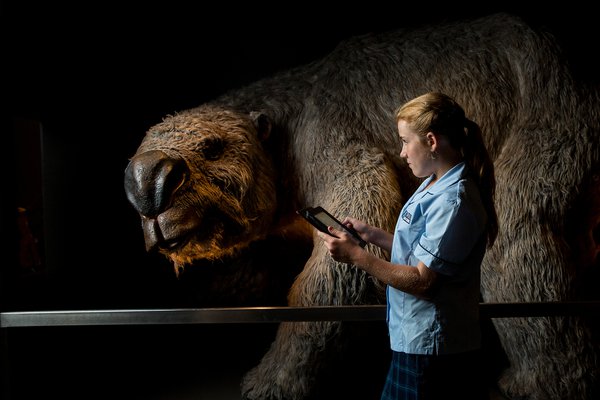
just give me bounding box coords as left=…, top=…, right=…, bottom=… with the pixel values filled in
left=124, top=13, right=599, bottom=400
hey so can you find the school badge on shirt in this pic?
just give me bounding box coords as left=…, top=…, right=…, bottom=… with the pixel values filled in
left=402, top=209, right=412, bottom=224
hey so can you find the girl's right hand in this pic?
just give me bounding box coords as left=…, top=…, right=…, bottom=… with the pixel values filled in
left=342, top=217, right=370, bottom=239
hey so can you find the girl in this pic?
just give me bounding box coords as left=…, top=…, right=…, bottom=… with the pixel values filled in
left=318, top=92, right=498, bottom=400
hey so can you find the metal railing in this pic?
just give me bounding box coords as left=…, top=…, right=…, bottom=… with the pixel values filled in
left=2, top=301, right=599, bottom=328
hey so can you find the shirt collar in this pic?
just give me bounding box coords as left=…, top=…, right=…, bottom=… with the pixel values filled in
left=423, top=162, right=468, bottom=195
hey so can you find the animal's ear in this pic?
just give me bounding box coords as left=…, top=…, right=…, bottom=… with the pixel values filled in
left=250, top=111, right=271, bottom=141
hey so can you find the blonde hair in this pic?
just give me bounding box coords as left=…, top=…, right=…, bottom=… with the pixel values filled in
left=396, top=92, right=498, bottom=247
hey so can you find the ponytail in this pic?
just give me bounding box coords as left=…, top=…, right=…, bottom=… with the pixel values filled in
left=463, top=119, right=498, bottom=248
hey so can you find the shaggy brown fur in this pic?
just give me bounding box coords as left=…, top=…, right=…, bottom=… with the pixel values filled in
left=124, top=13, right=599, bottom=400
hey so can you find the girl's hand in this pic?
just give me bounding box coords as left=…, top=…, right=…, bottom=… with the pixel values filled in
left=341, top=217, right=371, bottom=241
left=317, top=226, right=365, bottom=265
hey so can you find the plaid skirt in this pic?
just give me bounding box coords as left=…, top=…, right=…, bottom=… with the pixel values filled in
left=380, top=350, right=485, bottom=400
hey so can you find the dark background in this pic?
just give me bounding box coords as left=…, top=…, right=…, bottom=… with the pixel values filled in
left=2, top=2, right=596, bottom=399
left=3, top=1, right=600, bottom=311
left=3, top=2, right=600, bottom=311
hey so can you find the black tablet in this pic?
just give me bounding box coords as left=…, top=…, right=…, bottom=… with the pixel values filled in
left=297, top=206, right=367, bottom=248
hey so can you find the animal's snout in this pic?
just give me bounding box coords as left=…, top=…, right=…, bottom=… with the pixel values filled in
left=124, top=150, right=188, bottom=217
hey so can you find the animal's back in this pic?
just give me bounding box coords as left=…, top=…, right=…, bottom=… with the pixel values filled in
left=214, top=12, right=570, bottom=165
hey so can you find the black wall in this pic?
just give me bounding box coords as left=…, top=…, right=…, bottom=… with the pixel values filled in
left=2, top=3, right=597, bottom=400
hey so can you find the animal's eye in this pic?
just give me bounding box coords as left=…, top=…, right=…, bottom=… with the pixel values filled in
left=202, top=137, right=225, bottom=160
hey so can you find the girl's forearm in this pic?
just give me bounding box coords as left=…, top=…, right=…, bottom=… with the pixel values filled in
left=366, top=226, right=393, bottom=252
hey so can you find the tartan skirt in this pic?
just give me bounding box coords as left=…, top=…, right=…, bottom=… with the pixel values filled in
left=380, top=350, right=485, bottom=400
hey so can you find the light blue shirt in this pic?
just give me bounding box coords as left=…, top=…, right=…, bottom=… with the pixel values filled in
left=387, top=162, right=487, bottom=355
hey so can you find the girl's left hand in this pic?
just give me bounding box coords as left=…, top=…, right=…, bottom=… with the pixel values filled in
left=317, top=226, right=363, bottom=264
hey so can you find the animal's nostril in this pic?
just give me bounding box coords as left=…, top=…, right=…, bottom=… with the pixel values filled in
left=124, top=150, right=189, bottom=217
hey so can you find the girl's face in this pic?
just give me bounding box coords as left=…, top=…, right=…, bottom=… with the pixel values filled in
left=398, top=120, right=434, bottom=178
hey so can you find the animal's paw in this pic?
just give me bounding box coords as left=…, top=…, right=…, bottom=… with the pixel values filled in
left=240, top=360, right=310, bottom=400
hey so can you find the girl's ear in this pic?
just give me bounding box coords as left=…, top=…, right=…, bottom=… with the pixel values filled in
left=426, top=132, right=437, bottom=150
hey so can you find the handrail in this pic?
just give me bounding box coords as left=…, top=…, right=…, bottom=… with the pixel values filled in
left=2, top=301, right=599, bottom=328
left=0, top=305, right=384, bottom=327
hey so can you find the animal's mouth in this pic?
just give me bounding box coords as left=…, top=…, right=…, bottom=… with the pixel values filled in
left=140, top=206, right=201, bottom=252
left=160, top=234, right=191, bottom=251
left=159, top=223, right=219, bottom=254
left=147, top=204, right=253, bottom=264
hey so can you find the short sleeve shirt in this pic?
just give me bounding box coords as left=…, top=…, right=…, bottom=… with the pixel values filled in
left=387, top=162, right=487, bottom=355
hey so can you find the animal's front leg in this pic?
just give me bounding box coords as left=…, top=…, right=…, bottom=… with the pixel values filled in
left=240, top=244, right=371, bottom=400
left=241, top=149, right=404, bottom=399
left=240, top=319, right=341, bottom=400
